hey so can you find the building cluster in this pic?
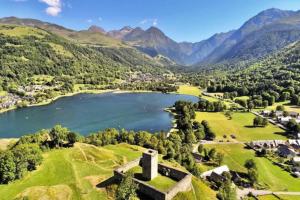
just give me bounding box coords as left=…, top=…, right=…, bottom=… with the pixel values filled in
left=18, top=85, right=49, bottom=97
left=262, top=110, right=300, bottom=125
left=0, top=85, right=49, bottom=110
left=248, top=140, right=300, bottom=178
left=0, top=93, right=22, bottom=109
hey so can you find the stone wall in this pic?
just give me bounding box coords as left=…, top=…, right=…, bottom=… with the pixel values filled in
left=165, top=174, right=192, bottom=200
left=158, top=163, right=188, bottom=180
left=114, top=157, right=192, bottom=200
left=114, top=157, right=141, bottom=180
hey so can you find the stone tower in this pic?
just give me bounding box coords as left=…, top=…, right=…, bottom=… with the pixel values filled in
left=142, top=149, right=158, bottom=180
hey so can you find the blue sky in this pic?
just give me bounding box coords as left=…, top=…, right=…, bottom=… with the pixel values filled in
left=1, top=0, right=300, bottom=42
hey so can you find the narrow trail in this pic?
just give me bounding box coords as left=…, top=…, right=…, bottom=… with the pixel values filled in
left=77, top=144, right=88, bottom=161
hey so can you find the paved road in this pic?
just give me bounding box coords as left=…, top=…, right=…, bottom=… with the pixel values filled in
left=237, top=188, right=300, bottom=199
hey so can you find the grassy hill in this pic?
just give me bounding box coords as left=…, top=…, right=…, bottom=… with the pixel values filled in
left=0, top=142, right=216, bottom=200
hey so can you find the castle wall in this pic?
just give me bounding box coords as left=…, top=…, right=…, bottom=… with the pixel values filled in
left=113, top=153, right=192, bottom=200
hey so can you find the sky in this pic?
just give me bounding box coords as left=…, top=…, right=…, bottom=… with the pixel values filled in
left=1, top=0, right=300, bottom=42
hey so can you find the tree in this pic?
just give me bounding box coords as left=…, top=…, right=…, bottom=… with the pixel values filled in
left=253, top=116, right=262, bottom=127
left=244, top=159, right=258, bottom=185
left=276, top=105, right=285, bottom=111
left=217, top=172, right=236, bottom=200
left=262, top=118, right=268, bottom=127
left=244, top=159, right=257, bottom=170
left=0, top=151, right=16, bottom=184
left=248, top=102, right=254, bottom=111
left=67, top=132, right=80, bottom=145
left=253, top=116, right=267, bottom=127
left=215, top=152, right=224, bottom=166
left=116, top=172, right=138, bottom=200
left=248, top=168, right=258, bottom=185
left=262, top=100, right=268, bottom=108
left=49, top=125, right=70, bottom=147
left=198, top=144, right=204, bottom=154
left=12, top=144, right=43, bottom=178
left=208, top=148, right=216, bottom=160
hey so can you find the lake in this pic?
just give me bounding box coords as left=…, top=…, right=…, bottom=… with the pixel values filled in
left=0, top=92, right=198, bottom=138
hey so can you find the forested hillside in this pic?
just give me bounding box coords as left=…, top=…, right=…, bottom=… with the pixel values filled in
left=206, top=41, right=300, bottom=107
left=0, top=24, right=172, bottom=92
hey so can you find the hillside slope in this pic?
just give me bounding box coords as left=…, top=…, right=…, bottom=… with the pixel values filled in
left=0, top=143, right=216, bottom=200
left=0, top=24, right=171, bottom=88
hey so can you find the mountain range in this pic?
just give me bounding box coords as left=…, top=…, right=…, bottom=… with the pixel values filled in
left=1, top=8, right=300, bottom=67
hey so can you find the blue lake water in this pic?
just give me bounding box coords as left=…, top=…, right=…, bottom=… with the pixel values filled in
left=0, top=92, right=198, bottom=138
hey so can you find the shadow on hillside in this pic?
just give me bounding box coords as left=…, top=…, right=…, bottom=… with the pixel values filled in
left=244, top=125, right=259, bottom=128
left=96, top=176, right=117, bottom=188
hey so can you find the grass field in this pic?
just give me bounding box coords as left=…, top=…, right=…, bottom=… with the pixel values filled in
left=147, top=175, right=177, bottom=192
left=177, top=85, right=201, bottom=97
left=234, top=96, right=250, bottom=101
left=263, top=101, right=300, bottom=113
left=128, top=166, right=177, bottom=192
left=195, top=112, right=286, bottom=142
left=204, top=144, right=300, bottom=191
left=0, top=143, right=216, bottom=200
left=177, top=85, right=221, bottom=103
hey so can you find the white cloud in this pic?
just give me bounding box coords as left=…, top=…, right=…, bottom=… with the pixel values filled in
left=152, top=19, right=158, bottom=26
left=140, top=19, right=148, bottom=25
left=139, top=18, right=158, bottom=26
left=98, top=17, right=103, bottom=22
left=45, top=6, right=61, bottom=16
left=39, top=0, right=62, bottom=16
left=87, top=19, right=93, bottom=23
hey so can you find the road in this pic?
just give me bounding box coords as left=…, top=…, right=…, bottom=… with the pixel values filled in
left=237, top=188, right=300, bottom=199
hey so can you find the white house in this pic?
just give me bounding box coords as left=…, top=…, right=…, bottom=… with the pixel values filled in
left=201, top=165, right=230, bottom=179
left=292, top=157, right=300, bottom=165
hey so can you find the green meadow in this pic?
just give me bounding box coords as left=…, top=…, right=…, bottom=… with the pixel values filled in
left=196, top=112, right=286, bottom=142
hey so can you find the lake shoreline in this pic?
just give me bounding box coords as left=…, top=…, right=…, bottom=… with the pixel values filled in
left=0, top=89, right=158, bottom=114
left=0, top=91, right=198, bottom=138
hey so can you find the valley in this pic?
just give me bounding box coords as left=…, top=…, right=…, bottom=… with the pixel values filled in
left=1, top=3, right=300, bottom=200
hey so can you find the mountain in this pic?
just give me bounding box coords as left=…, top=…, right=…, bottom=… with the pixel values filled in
left=2, top=8, right=300, bottom=68
left=107, top=26, right=134, bottom=39
left=0, top=17, right=126, bottom=47
left=109, top=26, right=186, bottom=64
left=88, top=25, right=106, bottom=34
left=107, top=26, right=234, bottom=65
left=201, top=8, right=297, bottom=64
left=182, top=31, right=235, bottom=64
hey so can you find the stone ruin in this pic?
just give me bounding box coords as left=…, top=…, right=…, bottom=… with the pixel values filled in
left=114, top=149, right=192, bottom=200
left=142, top=149, right=158, bottom=180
